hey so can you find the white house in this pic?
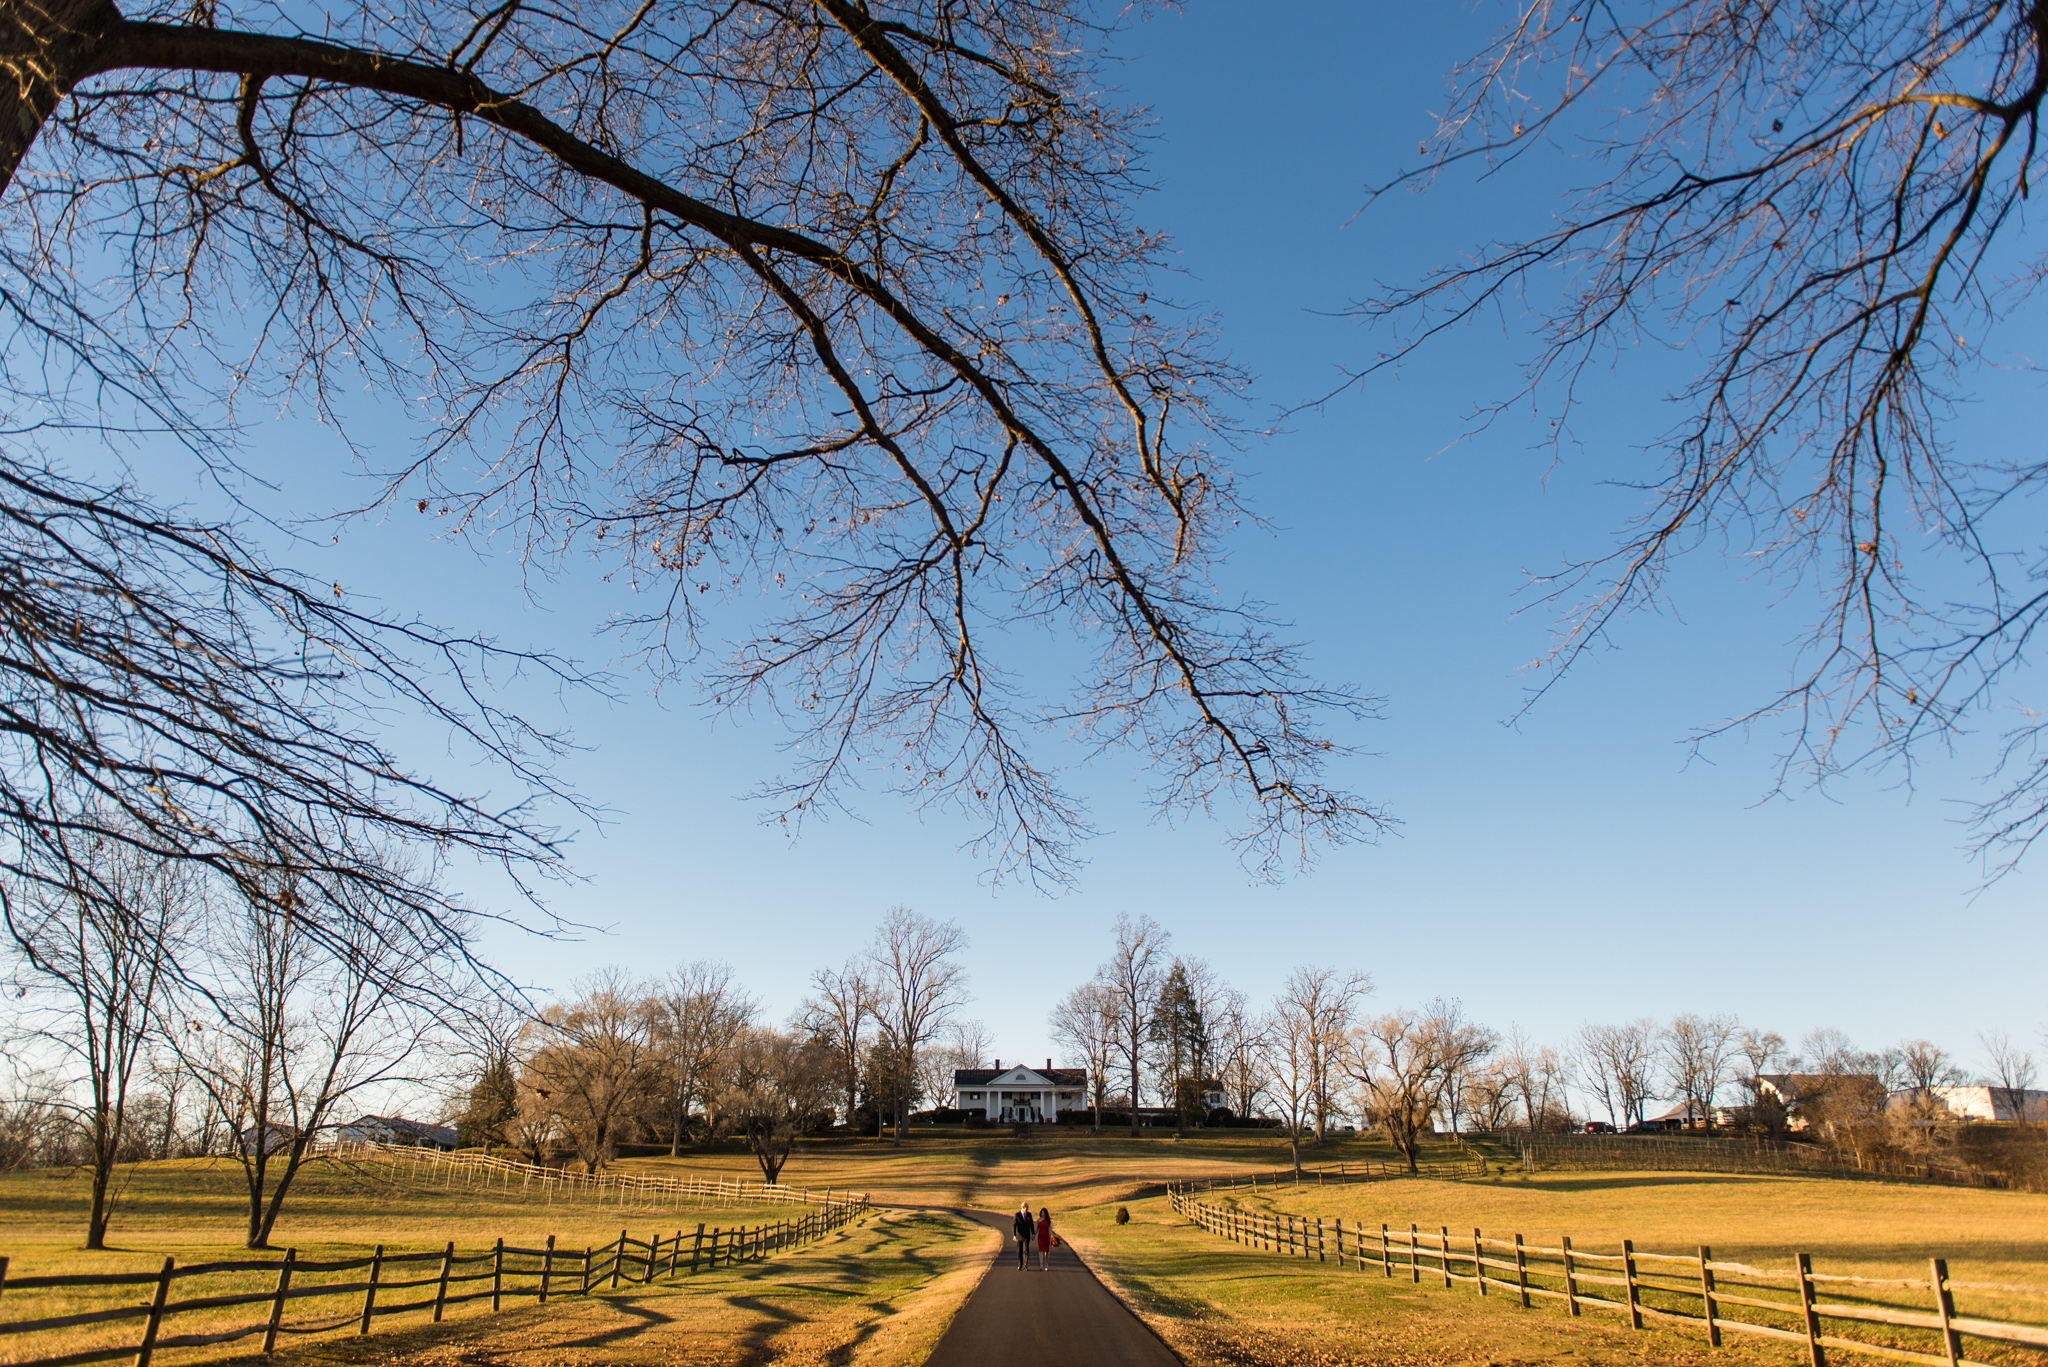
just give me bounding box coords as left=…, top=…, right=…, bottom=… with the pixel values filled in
left=953, top=1059, right=1087, bottom=1122
left=1896, top=1086, right=2048, bottom=1122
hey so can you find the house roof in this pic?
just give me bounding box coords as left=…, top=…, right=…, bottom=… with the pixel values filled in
left=954, top=1067, right=1088, bottom=1086
left=355, top=1115, right=459, bottom=1145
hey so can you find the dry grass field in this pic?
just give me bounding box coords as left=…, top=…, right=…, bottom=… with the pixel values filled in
left=5, top=1131, right=2047, bottom=1367
left=0, top=1156, right=991, bottom=1367
left=1231, top=1168, right=2048, bottom=1289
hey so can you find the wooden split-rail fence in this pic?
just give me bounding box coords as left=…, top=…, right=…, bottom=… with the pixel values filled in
left=1167, top=1180, right=2048, bottom=1367
left=320, top=1140, right=859, bottom=1210
left=0, top=1196, right=871, bottom=1367
left=1212, top=1153, right=1489, bottom=1189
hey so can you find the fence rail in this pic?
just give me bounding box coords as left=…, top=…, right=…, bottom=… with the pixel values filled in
left=0, top=1195, right=871, bottom=1367
left=1203, top=1153, right=1489, bottom=1189
left=1166, top=1179, right=2047, bottom=1367
left=1487, top=1134, right=2006, bottom=1190
left=320, top=1140, right=862, bottom=1210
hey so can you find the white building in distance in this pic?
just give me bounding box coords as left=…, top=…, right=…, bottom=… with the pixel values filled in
left=1897, top=1086, right=2048, bottom=1122
left=953, top=1059, right=1087, bottom=1122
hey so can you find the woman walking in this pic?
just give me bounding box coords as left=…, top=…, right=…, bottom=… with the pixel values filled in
left=1035, top=1206, right=1054, bottom=1270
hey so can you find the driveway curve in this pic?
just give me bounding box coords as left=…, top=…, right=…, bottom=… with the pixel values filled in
left=922, top=1209, right=1179, bottom=1367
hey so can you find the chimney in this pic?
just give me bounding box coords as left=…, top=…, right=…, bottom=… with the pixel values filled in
left=993, top=1058, right=1000, bottom=1069
left=1046, top=1058, right=1052, bottom=1071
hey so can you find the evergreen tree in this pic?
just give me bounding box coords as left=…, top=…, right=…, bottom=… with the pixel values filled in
left=457, top=1052, right=519, bottom=1151
left=1150, top=961, right=1212, bottom=1136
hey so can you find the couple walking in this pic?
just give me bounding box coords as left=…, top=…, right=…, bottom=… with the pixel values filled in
left=1012, top=1202, right=1055, bottom=1270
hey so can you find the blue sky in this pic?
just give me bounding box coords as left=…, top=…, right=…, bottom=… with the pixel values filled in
left=196, top=1, right=2044, bottom=1093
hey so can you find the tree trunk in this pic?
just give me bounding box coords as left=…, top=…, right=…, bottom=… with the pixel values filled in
left=0, top=0, right=121, bottom=193
left=1128, top=1042, right=1140, bottom=1137
left=85, top=1131, right=112, bottom=1250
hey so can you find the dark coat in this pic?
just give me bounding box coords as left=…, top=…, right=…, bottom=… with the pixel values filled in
left=1013, top=1209, right=1035, bottom=1239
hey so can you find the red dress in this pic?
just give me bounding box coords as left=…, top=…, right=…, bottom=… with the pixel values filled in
left=1036, top=1214, right=1052, bottom=1253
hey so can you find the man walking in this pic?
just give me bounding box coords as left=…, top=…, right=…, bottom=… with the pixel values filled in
left=1013, top=1201, right=1035, bottom=1269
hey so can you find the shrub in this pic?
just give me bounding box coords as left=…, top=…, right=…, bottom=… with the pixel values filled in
left=1115, top=1206, right=1130, bottom=1225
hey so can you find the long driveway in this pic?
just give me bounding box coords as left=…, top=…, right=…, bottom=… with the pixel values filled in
left=922, top=1209, right=1179, bottom=1367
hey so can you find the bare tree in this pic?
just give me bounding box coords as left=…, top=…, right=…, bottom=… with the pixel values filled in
left=516, top=968, right=662, bottom=1173
left=1365, top=1, right=2048, bottom=868
left=179, top=864, right=453, bottom=1247
left=0, top=457, right=578, bottom=972
left=1738, top=1028, right=1787, bottom=1083
left=2, top=824, right=197, bottom=1246
left=1662, top=1013, right=1740, bottom=1134
left=0, top=0, right=1379, bottom=891
left=1463, top=1060, right=1520, bottom=1132
left=796, top=959, right=876, bottom=1130
left=649, top=961, right=756, bottom=1154
left=1049, top=982, right=1118, bottom=1133
left=865, top=907, right=969, bottom=1145
left=1577, top=1021, right=1660, bottom=1128
left=1098, top=913, right=1169, bottom=1136
left=1259, top=1004, right=1316, bottom=1176
left=1423, top=999, right=1497, bottom=1137
left=1212, top=990, right=1270, bottom=1121
left=1899, top=1040, right=1968, bottom=1096
left=1981, top=1031, right=2040, bottom=1122
left=1500, top=1025, right=1572, bottom=1131
left=1271, top=965, right=1372, bottom=1143
left=917, top=1017, right=993, bottom=1112
left=1346, top=1008, right=1455, bottom=1174
left=0, top=1073, right=71, bottom=1170
left=715, top=1027, right=833, bottom=1185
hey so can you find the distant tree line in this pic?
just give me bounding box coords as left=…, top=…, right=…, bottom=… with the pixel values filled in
left=13, top=880, right=2044, bottom=1252
left=1047, top=915, right=2044, bottom=1177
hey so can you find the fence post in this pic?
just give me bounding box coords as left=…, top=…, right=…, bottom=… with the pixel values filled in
left=1931, top=1259, right=1961, bottom=1367
left=1317, top=1217, right=1326, bottom=1263
left=1562, top=1236, right=1580, bottom=1316
left=1410, top=1224, right=1421, bottom=1283
left=580, top=1246, right=593, bottom=1297
left=1514, top=1234, right=1529, bottom=1309
left=1474, top=1229, right=1487, bottom=1296
left=1439, top=1226, right=1452, bottom=1288
left=0, top=1254, right=9, bottom=1301
left=690, top=1224, right=706, bottom=1274
left=133, top=1256, right=174, bottom=1367
left=1381, top=1223, right=1391, bottom=1277
left=1796, top=1253, right=1826, bottom=1367
left=610, top=1230, right=626, bottom=1289
left=433, top=1241, right=455, bottom=1321
left=493, top=1239, right=504, bottom=1312
left=359, top=1246, right=384, bottom=1335
left=1698, top=1245, right=1719, bottom=1347
left=1335, top=1218, right=1345, bottom=1269
left=263, top=1249, right=295, bottom=1354
left=539, top=1234, right=556, bottom=1304
left=669, top=1229, right=682, bottom=1277
left=1623, top=1240, right=1642, bottom=1329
